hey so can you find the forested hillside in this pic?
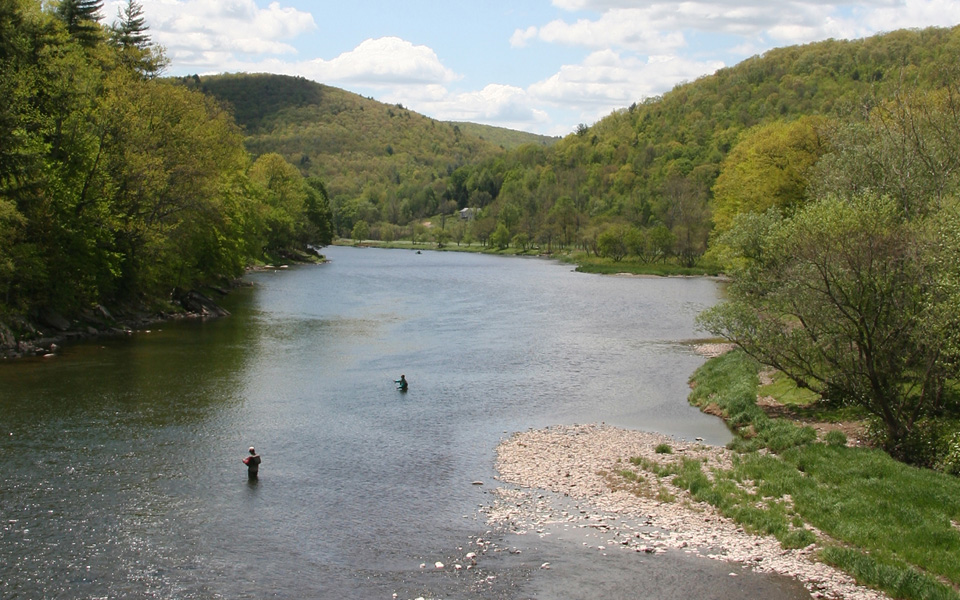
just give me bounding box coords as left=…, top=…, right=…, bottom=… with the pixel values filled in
left=226, top=26, right=957, bottom=265
left=434, top=26, right=960, bottom=263
left=0, top=0, right=333, bottom=352
left=180, top=73, right=552, bottom=236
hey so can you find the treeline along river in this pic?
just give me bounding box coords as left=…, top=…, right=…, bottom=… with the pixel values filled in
left=0, top=246, right=811, bottom=599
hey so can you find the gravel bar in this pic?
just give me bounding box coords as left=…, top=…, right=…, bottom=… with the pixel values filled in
left=486, top=423, right=889, bottom=600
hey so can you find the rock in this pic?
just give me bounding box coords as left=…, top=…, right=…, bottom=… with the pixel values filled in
left=38, top=308, right=71, bottom=331
left=175, top=290, right=230, bottom=318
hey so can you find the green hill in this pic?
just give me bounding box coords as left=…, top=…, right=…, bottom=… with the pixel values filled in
left=178, top=73, right=549, bottom=226
left=179, top=26, right=959, bottom=251
left=428, top=25, right=960, bottom=259
left=446, top=121, right=558, bottom=150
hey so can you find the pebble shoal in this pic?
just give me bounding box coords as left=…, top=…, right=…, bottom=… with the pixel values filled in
left=486, top=423, right=889, bottom=600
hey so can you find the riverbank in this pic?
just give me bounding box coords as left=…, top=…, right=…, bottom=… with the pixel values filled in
left=0, top=288, right=234, bottom=359
left=487, top=423, right=888, bottom=600
left=332, top=238, right=721, bottom=277
left=0, top=251, right=328, bottom=359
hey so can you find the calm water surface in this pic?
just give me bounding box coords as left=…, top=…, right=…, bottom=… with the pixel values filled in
left=0, top=246, right=810, bottom=599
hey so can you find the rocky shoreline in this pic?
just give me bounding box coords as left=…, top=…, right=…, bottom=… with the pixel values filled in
left=486, top=424, right=888, bottom=600
left=0, top=288, right=232, bottom=359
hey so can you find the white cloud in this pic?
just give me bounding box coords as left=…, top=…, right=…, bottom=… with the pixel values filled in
left=510, top=26, right=540, bottom=48
left=525, top=1, right=942, bottom=51
left=298, top=37, right=461, bottom=86
left=516, top=10, right=688, bottom=53
left=860, top=0, right=960, bottom=31
left=106, top=0, right=317, bottom=71
left=528, top=50, right=724, bottom=124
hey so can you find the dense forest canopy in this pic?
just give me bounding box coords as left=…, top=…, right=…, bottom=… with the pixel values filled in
left=0, top=0, right=333, bottom=326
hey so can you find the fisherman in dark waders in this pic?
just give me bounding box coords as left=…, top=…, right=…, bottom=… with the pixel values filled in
left=243, top=446, right=261, bottom=480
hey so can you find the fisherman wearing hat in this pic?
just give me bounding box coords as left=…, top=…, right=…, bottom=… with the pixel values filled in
left=243, top=446, right=261, bottom=480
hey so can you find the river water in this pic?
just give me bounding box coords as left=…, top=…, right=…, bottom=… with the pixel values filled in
left=0, top=246, right=810, bottom=599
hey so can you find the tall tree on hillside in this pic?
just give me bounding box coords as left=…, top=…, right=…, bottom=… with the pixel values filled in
left=55, top=0, right=103, bottom=46
left=109, top=0, right=165, bottom=76
left=111, top=0, right=147, bottom=49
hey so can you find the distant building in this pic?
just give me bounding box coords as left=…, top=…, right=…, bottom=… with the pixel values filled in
left=459, top=207, right=476, bottom=221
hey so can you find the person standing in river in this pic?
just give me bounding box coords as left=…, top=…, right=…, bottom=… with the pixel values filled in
left=243, top=446, right=261, bottom=479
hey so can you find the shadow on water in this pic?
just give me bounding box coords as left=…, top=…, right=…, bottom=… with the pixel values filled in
left=0, top=247, right=813, bottom=599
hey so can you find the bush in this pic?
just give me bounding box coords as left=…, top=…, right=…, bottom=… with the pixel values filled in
left=825, top=430, right=848, bottom=447
left=939, top=431, right=960, bottom=475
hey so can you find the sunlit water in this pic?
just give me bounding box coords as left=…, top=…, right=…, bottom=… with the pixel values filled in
left=0, top=246, right=811, bottom=599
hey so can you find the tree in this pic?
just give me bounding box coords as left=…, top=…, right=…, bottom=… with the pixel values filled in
left=711, top=116, right=830, bottom=234
left=490, top=222, right=511, bottom=249
left=511, top=231, right=530, bottom=251
left=809, top=88, right=960, bottom=220
left=698, top=194, right=960, bottom=459
left=351, top=219, right=369, bottom=244
left=597, top=223, right=629, bottom=262
left=111, top=0, right=147, bottom=48
left=304, top=176, right=334, bottom=247
left=647, top=225, right=675, bottom=263
left=249, top=153, right=308, bottom=255
left=110, top=0, right=166, bottom=76
left=56, top=0, right=103, bottom=46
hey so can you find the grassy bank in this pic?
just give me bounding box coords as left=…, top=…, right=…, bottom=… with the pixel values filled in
left=652, top=350, right=960, bottom=600
left=331, top=238, right=719, bottom=276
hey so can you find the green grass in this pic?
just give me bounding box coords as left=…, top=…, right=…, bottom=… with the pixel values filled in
left=331, top=238, right=720, bottom=277
left=758, top=370, right=867, bottom=423
left=758, top=370, right=820, bottom=406
left=655, top=443, right=673, bottom=454
left=669, top=349, right=960, bottom=600
left=567, top=253, right=721, bottom=276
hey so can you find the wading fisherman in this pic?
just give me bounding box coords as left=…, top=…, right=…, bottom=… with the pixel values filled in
left=243, top=446, right=261, bottom=479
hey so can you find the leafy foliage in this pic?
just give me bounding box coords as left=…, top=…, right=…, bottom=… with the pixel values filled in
left=179, top=74, right=520, bottom=235
left=0, top=0, right=332, bottom=322
left=699, top=194, right=960, bottom=458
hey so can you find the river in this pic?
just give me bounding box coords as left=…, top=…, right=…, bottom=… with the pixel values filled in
left=0, top=246, right=810, bottom=599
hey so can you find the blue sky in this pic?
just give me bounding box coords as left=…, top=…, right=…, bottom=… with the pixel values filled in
left=106, top=1, right=960, bottom=136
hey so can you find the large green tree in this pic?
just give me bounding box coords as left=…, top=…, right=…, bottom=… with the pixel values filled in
left=711, top=116, right=831, bottom=235
left=55, top=0, right=103, bottom=46
left=699, top=194, right=960, bottom=458
left=109, top=0, right=166, bottom=76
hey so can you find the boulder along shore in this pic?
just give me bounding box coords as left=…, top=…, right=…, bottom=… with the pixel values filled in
left=486, top=424, right=888, bottom=600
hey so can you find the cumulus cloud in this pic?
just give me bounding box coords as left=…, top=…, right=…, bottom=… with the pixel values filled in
left=518, top=1, right=956, bottom=53
left=124, top=0, right=960, bottom=135
left=423, top=84, right=550, bottom=128
left=104, top=0, right=317, bottom=71
left=298, top=37, right=461, bottom=86
left=528, top=50, right=724, bottom=124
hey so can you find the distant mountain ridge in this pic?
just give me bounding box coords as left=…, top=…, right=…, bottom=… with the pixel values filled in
left=178, top=73, right=552, bottom=212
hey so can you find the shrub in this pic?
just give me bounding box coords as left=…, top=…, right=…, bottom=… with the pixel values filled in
left=825, top=430, right=848, bottom=447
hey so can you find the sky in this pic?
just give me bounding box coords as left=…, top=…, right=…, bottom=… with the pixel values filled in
left=104, top=0, right=960, bottom=136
